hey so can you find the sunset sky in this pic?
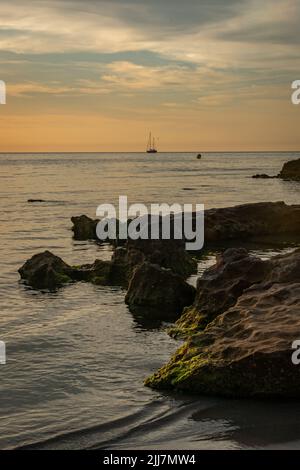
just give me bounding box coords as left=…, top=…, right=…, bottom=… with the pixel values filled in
left=0, top=0, right=299, bottom=152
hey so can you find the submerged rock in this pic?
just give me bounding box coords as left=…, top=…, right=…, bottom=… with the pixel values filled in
left=252, top=174, right=276, bottom=179
left=125, top=262, right=195, bottom=320
left=18, top=251, right=74, bottom=289
left=27, top=199, right=47, bottom=203
left=145, top=249, right=300, bottom=398
left=279, top=158, right=300, bottom=181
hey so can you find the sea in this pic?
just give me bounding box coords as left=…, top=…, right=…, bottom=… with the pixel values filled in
left=0, top=151, right=299, bottom=450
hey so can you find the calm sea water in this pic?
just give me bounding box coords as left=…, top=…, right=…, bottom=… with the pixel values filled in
left=0, top=152, right=300, bottom=450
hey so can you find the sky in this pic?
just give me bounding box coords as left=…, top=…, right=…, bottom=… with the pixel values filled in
left=0, top=0, right=299, bottom=152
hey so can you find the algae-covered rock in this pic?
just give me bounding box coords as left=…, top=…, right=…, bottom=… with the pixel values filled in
left=146, top=249, right=300, bottom=398
left=18, top=251, right=74, bottom=289
left=125, top=262, right=195, bottom=320
left=279, top=158, right=300, bottom=181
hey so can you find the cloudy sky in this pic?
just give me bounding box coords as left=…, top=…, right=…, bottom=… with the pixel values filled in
left=0, top=0, right=299, bottom=151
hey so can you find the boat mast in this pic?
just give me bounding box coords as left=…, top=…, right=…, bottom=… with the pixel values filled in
left=146, top=131, right=158, bottom=152
left=147, top=132, right=152, bottom=151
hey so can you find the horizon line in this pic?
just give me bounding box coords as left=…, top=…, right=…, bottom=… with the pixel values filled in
left=0, top=150, right=299, bottom=154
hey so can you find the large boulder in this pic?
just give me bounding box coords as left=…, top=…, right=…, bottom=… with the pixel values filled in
left=125, top=262, right=196, bottom=320
left=279, top=159, right=300, bottom=181
left=145, top=249, right=300, bottom=398
left=170, top=248, right=270, bottom=337
left=18, top=251, right=75, bottom=289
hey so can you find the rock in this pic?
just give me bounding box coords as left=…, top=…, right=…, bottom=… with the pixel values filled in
left=252, top=159, right=300, bottom=182
left=125, top=262, right=196, bottom=320
left=72, top=259, right=113, bottom=285
left=108, top=238, right=197, bottom=288
left=170, top=248, right=270, bottom=337
left=204, top=202, right=300, bottom=244
left=71, top=215, right=98, bottom=240
left=18, top=251, right=114, bottom=289
left=18, top=251, right=74, bottom=289
left=127, top=238, right=197, bottom=279
left=145, top=249, right=300, bottom=398
left=19, top=237, right=196, bottom=292
left=71, top=215, right=131, bottom=245
left=279, top=158, right=300, bottom=181
left=252, top=174, right=276, bottom=179
left=109, top=245, right=144, bottom=287
left=27, top=199, right=47, bottom=203
left=71, top=202, right=300, bottom=250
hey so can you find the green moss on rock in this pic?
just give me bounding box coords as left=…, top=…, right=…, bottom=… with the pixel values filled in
left=145, top=255, right=300, bottom=398
left=168, top=307, right=207, bottom=338
left=91, top=276, right=107, bottom=285
left=54, top=273, right=72, bottom=285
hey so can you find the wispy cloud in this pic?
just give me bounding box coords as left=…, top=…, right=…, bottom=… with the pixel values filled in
left=8, top=80, right=111, bottom=97
left=101, top=61, right=192, bottom=90
left=0, top=0, right=299, bottom=151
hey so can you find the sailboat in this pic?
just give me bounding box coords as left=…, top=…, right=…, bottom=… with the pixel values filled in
left=146, top=132, right=158, bottom=153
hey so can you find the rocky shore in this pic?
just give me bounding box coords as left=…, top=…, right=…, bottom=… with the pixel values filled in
left=145, top=248, right=300, bottom=398
left=19, top=200, right=300, bottom=398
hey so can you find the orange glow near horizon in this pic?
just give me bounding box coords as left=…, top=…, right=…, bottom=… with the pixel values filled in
left=0, top=0, right=299, bottom=152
